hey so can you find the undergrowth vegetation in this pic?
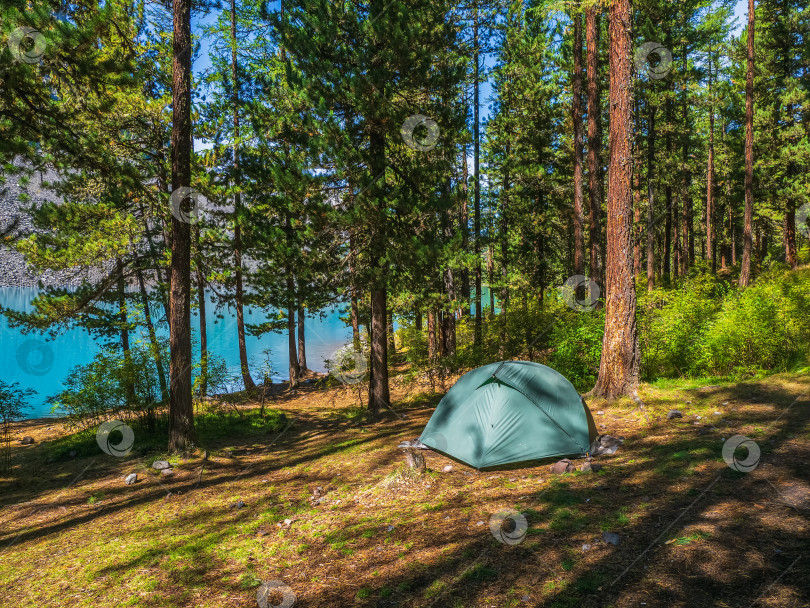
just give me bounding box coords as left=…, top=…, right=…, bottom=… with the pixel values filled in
left=400, top=267, right=810, bottom=392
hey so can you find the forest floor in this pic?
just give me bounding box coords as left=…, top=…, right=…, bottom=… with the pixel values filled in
left=1, top=366, right=809, bottom=608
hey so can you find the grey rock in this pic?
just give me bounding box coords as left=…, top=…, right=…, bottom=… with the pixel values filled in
left=580, top=462, right=603, bottom=473
left=20, top=436, right=35, bottom=445
left=160, top=468, right=173, bottom=476
left=582, top=543, right=592, bottom=552
left=596, top=410, right=604, bottom=415
left=667, top=410, right=683, bottom=419
left=234, top=499, right=245, bottom=508
left=589, top=434, right=624, bottom=456
left=125, top=473, right=137, bottom=485
left=603, top=532, right=621, bottom=545
left=152, top=460, right=171, bottom=470
left=442, top=465, right=453, bottom=473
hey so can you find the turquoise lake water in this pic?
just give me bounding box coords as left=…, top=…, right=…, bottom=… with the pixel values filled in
left=0, top=287, right=355, bottom=419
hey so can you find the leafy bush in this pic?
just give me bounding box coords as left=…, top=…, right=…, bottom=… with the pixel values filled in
left=545, top=307, right=605, bottom=392
left=49, top=340, right=167, bottom=429
left=638, top=272, right=729, bottom=378
left=695, top=269, right=810, bottom=376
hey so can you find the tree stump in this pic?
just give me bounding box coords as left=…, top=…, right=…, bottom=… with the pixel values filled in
left=403, top=448, right=426, bottom=474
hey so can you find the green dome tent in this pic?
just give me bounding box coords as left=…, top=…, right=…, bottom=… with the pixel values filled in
left=418, top=361, right=598, bottom=469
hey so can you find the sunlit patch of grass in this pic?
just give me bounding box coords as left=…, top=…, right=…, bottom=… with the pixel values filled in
left=667, top=530, right=712, bottom=545
left=424, top=579, right=447, bottom=598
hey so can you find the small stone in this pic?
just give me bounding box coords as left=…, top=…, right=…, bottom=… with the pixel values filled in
left=550, top=459, right=575, bottom=474
left=386, top=525, right=395, bottom=532
left=713, top=411, right=721, bottom=415
left=234, top=500, right=245, bottom=508
left=160, top=468, right=174, bottom=476
left=603, top=532, right=620, bottom=545
left=125, top=473, right=137, bottom=485
left=476, top=521, right=485, bottom=526
left=442, top=465, right=453, bottom=473
left=580, top=462, right=603, bottom=473
left=20, top=436, right=35, bottom=445
left=256, top=530, right=268, bottom=537
left=152, top=460, right=171, bottom=470
left=696, top=415, right=702, bottom=420
left=582, top=543, right=592, bottom=552
left=722, top=401, right=729, bottom=405
left=596, top=410, right=604, bottom=415
left=283, top=518, right=293, bottom=526
left=667, top=410, right=683, bottom=420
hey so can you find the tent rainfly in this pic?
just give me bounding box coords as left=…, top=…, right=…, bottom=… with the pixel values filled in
left=418, top=361, right=598, bottom=469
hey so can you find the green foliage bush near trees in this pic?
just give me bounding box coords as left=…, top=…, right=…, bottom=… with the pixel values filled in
left=398, top=268, right=810, bottom=393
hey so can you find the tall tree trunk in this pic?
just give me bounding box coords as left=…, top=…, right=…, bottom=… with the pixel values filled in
left=473, top=0, right=483, bottom=350
left=368, top=288, right=390, bottom=413
left=706, top=44, right=716, bottom=274
left=572, top=10, right=585, bottom=277
left=633, top=171, right=642, bottom=277
left=298, top=300, right=308, bottom=373
left=593, top=0, right=639, bottom=398
left=287, top=279, right=299, bottom=390
left=196, top=258, right=208, bottom=398
left=117, top=261, right=135, bottom=406
left=586, top=6, right=603, bottom=286
left=460, top=144, right=470, bottom=316
left=427, top=309, right=437, bottom=361
left=135, top=258, right=168, bottom=402
left=351, top=295, right=360, bottom=350
left=443, top=272, right=456, bottom=357
left=415, top=310, right=422, bottom=331
left=647, top=101, right=655, bottom=292
left=349, top=229, right=360, bottom=350
left=785, top=207, right=797, bottom=269
left=664, top=92, right=673, bottom=282
left=231, top=0, right=255, bottom=392
left=680, top=43, right=690, bottom=277
left=367, top=0, right=390, bottom=414
left=488, top=244, right=495, bottom=315
left=740, top=0, right=755, bottom=287
left=168, top=0, right=195, bottom=451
